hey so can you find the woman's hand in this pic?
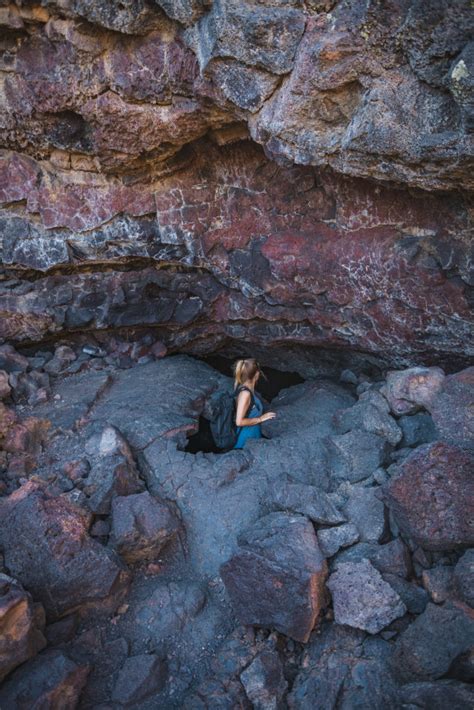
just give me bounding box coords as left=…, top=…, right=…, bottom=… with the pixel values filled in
left=259, top=411, right=276, bottom=423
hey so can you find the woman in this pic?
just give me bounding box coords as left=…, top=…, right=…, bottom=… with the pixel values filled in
left=233, top=358, right=276, bottom=449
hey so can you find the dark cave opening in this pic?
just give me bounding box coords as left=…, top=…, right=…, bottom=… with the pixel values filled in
left=184, top=356, right=305, bottom=454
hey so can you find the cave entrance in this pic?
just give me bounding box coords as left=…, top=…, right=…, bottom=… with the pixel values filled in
left=184, top=356, right=304, bottom=454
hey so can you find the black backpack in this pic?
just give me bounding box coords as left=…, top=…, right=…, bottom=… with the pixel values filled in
left=208, top=385, right=255, bottom=451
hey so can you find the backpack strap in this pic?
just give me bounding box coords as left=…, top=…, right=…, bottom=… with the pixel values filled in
left=234, top=385, right=256, bottom=411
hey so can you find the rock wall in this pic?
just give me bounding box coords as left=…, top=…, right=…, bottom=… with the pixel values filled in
left=0, top=0, right=473, bottom=369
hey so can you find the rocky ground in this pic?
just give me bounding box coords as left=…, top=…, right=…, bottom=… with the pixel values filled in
left=0, top=336, right=472, bottom=708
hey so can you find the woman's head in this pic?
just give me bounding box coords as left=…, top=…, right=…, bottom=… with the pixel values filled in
left=233, top=358, right=264, bottom=389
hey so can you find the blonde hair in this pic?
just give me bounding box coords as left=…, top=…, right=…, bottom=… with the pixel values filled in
left=233, top=358, right=264, bottom=389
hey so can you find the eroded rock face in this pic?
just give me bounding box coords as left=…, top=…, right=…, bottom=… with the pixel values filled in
left=0, top=1, right=472, bottom=369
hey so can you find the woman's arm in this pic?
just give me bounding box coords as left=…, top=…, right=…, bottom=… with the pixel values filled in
left=235, top=391, right=258, bottom=427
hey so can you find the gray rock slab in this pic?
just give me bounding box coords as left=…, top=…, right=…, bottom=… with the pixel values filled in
left=327, top=559, right=406, bottom=634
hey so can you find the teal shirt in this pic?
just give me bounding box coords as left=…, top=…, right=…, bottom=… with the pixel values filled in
left=233, top=391, right=264, bottom=449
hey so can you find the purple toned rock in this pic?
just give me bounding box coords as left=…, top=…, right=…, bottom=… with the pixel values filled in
left=327, top=559, right=406, bottom=634
left=220, top=513, right=328, bottom=643
left=383, top=442, right=474, bottom=551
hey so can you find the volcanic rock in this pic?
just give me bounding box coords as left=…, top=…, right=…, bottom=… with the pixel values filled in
left=327, top=559, right=406, bottom=634
left=453, top=550, right=474, bottom=608
left=288, top=622, right=399, bottom=709
left=109, top=491, right=180, bottom=564
left=0, top=649, right=89, bottom=710
left=326, top=430, right=389, bottom=484
left=240, top=648, right=288, bottom=710
left=0, top=479, right=131, bottom=621
left=422, top=566, right=455, bottom=604
left=0, top=573, right=47, bottom=683
left=220, top=512, right=328, bottom=643
left=382, top=367, right=445, bottom=415
left=111, top=653, right=168, bottom=705
left=333, top=538, right=412, bottom=579
left=428, top=366, right=474, bottom=450
left=392, top=601, right=474, bottom=683
left=342, top=486, right=387, bottom=544
left=383, top=442, right=474, bottom=550
left=317, top=523, right=359, bottom=558
left=270, top=481, right=346, bottom=525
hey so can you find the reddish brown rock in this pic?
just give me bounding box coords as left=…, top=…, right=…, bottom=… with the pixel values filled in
left=220, top=513, right=328, bottom=643
left=383, top=442, right=474, bottom=551
left=0, top=479, right=131, bottom=621
left=0, top=573, right=47, bottom=683
left=0, top=648, right=90, bottom=710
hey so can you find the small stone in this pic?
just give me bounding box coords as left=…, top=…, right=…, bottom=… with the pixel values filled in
left=339, top=369, right=358, bottom=385
left=109, top=491, right=179, bottom=564
left=453, top=550, right=474, bottom=607
left=327, top=559, right=406, bottom=635
left=342, top=486, right=387, bottom=543
left=240, top=648, right=288, bottom=710
left=382, top=574, right=429, bottom=615
left=317, top=523, right=359, bottom=558
left=422, top=566, right=455, bottom=603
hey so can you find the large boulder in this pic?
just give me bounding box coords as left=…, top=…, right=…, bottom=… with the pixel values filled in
left=327, top=559, right=406, bottom=635
left=0, top=480, right=131, bottom=621
left=326, top=430, right=389, bottom=484
left=383, top=442, right=474, bottom=550
left=270, top=481, right=345, bottom=525
left=382, top=367, right=445, bottom=415
left=392, top=601, right=474, bottom=683
left=220, top=513, right=328, bottom=643
left=333, top=390, right=402, bottom=446
left=0, top=649, right=89, bottom=709
left=288, top=622, right=400, bottom=710
left=109, top=491, right=180, bottom=564
left=0, top=573, right=47, bottom=683
left=342, top=486, right=387, bottom=543
left=428, top=367, right=474, bottom=450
